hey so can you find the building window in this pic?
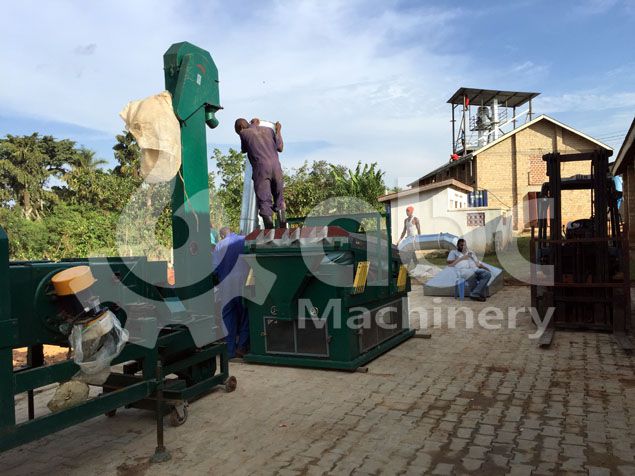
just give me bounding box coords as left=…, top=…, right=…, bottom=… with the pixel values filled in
left=448, top=191, right=468, bottom=209
left=467, top=212, right=485, bottom=227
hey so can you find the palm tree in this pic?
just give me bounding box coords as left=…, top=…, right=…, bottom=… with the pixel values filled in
left=73, top=147, right=107, bottom=171
left=330, top=161, right=386, bottom=209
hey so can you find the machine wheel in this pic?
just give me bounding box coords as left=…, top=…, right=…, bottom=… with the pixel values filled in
left=105, top=409, right=117, bottom=418
left=224, top=376, right=237, bottom=393
left=169, top=402, right=188, bottom=426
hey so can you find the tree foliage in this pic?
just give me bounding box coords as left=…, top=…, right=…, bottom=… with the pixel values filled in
left=112, top=131, right=142, bottom=181
left=330, top=161, right=386, bottom=210
left=0, top=133, right=388, bottom=261
left=0, top=133, right=78, bottom=219
left=213, top=148, right=245, bottom=230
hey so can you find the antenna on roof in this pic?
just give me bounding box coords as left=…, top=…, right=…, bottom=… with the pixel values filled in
left=448, top=88, right=540, bottom=157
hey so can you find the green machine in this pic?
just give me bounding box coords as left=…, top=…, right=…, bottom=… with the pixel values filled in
left=242, top=212, right=414, bottom=370
left=0, top=42, right=231, bottom=457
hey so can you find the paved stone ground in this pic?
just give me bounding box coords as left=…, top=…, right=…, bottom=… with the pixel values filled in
left=2, top=286, right=635, bottom=475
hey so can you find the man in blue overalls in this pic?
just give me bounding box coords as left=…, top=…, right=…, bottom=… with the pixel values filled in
left=212, top=227, right=249, bottom=358
left=234, top=118, right=286, bottom=229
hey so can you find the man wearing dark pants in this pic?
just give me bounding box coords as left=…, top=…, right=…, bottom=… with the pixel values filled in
left=235, top=118, right=286, bottom=229
left=447, top=238, right=491, bottom=302
left=212, top=227, right=249, bottom=358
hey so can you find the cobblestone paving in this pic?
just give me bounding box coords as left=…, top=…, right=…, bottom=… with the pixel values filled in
left=2, top=286, right=634, bottom=475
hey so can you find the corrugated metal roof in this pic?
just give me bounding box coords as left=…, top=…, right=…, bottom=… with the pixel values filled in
left=612, top=117, right=635, bottom=175
left=447, top=87, right=539, bottom=108
left=378, top=179, right=473, bottom=203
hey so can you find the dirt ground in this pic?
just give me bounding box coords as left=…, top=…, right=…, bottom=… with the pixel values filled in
left=12, top=346, right=69, bottom=368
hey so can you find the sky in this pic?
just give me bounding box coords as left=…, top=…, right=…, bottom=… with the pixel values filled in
left=1, top=0, right=634, bottom=188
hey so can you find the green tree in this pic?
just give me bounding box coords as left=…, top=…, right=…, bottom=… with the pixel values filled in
left=330, top=161, right=386, bottom=210
left=214, top=148, right=245, bottom=229
left=113, top=131, right=141, bottom=181
left=57, top=169, right=138, bottom=212
left=72, top=147, right=107, bottom=171
left=284, top=160, right=345, bottom=217
left=0, top=133, right=78, bottom=219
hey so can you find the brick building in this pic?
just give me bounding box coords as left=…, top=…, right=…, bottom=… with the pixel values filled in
left=410, top=115, right=612, bottom=231
left=611, top=117, right=635, bottom=243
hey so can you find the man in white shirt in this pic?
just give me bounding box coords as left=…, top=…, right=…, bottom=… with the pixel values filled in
left=447, top=238, right=491, bottom=302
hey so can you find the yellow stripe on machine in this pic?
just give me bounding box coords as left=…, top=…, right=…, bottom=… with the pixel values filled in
left=352, top=261, right=370, bottom=294
left=397, top=265, right=408, bottom=292
left=245, top=268, right=255, bottom=286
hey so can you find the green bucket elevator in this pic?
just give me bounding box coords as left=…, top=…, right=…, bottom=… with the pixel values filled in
left=0, top=42, right=232, bottom=455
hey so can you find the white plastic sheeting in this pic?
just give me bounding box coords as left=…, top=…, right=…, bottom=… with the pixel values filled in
left=398, top=233, right=459, bottom=252
left=423, top=262, right=504, bottom=297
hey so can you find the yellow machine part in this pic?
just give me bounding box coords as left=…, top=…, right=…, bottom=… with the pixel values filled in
left=397, top=265, right=408, bottom=292
left=51, top=265, right=96, bottom=296
left=245, top=268, right=255, bottom=286
left=352, top=261, right=370, bottom=294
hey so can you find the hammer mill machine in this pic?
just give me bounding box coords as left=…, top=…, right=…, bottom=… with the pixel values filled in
left=0, top=42, right=234, bottom=457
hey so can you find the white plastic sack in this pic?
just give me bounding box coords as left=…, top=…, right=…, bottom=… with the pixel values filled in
left=70, top=310, right=129, bottom=385
left=47, top=380, right=90, bottom=413
left=119, top=91, right=181, bottom=183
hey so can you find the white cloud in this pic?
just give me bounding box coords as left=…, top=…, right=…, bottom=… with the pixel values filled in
left=1, top=0, right=633, bottom=185
left=537, top=92, right=635, bottom=113
left=0, top=0, right=472, bottom=183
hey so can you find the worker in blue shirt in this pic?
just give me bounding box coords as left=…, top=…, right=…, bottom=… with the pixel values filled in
left=212, top=227, right=249, bottom=358
left=614, top=175, right=623, bottom=213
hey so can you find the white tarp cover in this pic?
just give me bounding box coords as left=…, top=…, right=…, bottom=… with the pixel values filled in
left=423, top=262, right=504, bottom=297
left=398, top=233, right=458, bottom=252
left=119, top=91, right=181, bottom=183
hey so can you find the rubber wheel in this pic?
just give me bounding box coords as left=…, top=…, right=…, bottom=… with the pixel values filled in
left=105, top=409, right=117, bottom=418
left=224, top=376, right=237, bottom=393
left=169, top=403, right=188, bottom=427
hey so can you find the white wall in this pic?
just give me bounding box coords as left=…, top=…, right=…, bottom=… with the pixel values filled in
left=387, top=187, right=512, bottom=254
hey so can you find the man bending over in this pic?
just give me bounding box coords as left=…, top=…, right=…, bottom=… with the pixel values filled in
left=235, top=118, right=286, bottom=229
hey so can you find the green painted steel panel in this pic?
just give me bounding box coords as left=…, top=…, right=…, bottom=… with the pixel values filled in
left=0, top=42, right=230, bottom=454
left=243, top=212, right=412, bottom=370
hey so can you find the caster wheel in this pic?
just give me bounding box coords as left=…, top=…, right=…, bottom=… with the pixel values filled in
left=224, top=376, right=237, bottom=393
left=105, top=409, right=117, bottom=418
left=169, top=403, right=188, bottom=427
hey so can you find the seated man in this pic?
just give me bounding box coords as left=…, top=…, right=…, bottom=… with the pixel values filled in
left=447, top=238, right=491, bottom=302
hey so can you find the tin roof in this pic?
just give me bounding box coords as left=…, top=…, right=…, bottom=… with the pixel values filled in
left=447, top=87, right=539, bottom=108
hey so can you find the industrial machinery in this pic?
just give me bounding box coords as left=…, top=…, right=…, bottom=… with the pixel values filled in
left=0, top=42, right=233, bottom=456
left=530, top=150, right=633, bottom=350
left=242, top=211, right=414, bottom=370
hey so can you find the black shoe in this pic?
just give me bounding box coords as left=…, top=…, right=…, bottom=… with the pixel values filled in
left=262, top=215, right=274, bottom=229
left=469, top=295, right=486, bottom=302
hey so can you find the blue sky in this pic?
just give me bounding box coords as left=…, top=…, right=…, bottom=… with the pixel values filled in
left=1, top=0, right=634, bottom=187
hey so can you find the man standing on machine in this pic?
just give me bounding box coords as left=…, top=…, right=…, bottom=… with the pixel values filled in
left=234, top=117, right=286, bottom=229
